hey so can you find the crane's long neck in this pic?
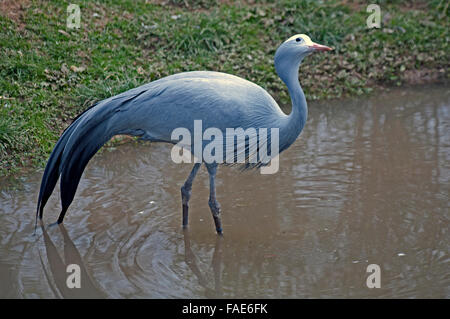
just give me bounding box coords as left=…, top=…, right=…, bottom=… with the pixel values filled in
left=276, top=58, right=308, bottom=151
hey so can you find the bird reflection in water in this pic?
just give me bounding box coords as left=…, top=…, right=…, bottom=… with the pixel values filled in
left=183, top=229, right=223, bottom=298
left=39, top=223, right=224, bottom=298
left=39, top=224, right=105, bottom=298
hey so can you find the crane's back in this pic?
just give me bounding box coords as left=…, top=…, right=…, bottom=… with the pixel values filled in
left=106, top=71, right=287, bottom=142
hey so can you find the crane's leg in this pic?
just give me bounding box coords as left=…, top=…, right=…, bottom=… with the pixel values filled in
left=205, top=163, right=223, bottom=235
left=181, top=163, right=201, bottom=228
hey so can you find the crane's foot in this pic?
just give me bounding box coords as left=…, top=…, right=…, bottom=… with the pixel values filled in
left=209, top=199, right=223, bottom=235
left=48, top=221, right=60, bottom=228
left=56, top=208, right=67, bottom=225
left=214, top=217, right=223, bottom=236
left=48, top=209, right=67, bottom=228
left=33, top=216, right=44, bottom=236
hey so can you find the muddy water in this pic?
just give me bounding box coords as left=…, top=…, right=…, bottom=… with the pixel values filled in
left=0, top=85, right=449, bottom=298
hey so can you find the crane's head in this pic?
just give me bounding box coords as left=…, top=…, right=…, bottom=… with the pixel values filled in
left=274, top=34, right=332, bottom=83
left=277, top=34, right=332, bottom=59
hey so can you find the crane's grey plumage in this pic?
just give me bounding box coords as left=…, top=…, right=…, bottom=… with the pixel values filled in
left=36, top=34, right=331, bottom=234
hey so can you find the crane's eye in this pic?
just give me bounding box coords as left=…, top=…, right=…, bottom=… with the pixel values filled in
left=296, top=37, right=302, bottom=43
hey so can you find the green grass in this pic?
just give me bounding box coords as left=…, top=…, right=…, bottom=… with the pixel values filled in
left=0, top=0, right=448, bottom=176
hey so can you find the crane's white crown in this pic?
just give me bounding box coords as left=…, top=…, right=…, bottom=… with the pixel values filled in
left=284, top=34, right=314, bottom=46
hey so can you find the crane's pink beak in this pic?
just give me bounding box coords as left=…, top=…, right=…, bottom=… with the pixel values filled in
left=309, top=43, right=333, bottom=52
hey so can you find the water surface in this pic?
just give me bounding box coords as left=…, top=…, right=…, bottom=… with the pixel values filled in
left=0, top=85, right=449, bottom=298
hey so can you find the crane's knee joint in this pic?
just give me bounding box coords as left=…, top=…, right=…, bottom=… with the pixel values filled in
left=208, top=199, right=221, bottom=216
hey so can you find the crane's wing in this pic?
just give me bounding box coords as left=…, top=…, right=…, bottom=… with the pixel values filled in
left=36, top=71, right=285, bottom=224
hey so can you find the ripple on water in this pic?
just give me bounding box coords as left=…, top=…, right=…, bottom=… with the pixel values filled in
left=0, top=86, right=449, bottom=298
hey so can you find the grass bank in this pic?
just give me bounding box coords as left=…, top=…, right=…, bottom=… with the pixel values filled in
left=0, top=0, right=448, bottom=176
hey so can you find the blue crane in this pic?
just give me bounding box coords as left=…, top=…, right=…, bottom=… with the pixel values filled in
left=36, top=34, right=332, bottom=235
